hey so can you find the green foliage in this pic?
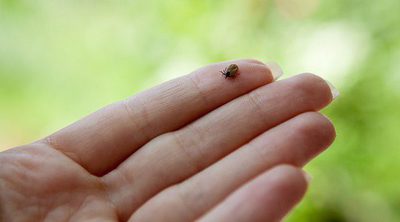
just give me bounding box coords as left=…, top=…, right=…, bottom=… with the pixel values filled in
left=1, top=0, right=399, bottom=221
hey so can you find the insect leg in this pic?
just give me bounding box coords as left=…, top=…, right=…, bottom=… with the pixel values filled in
left=220, top=68, right=227, bottom=76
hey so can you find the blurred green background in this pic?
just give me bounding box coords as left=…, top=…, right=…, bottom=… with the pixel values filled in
left=1, top=0, right=399, bottom=221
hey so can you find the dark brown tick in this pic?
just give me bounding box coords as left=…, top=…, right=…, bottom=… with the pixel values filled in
left=220, top=64, right=239, bottom=79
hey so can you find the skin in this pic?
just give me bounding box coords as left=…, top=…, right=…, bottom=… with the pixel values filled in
left=0, top=59, right=336, bottom=222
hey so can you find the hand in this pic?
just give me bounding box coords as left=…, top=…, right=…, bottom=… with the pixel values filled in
left=0, top=59, right=336, bottom=222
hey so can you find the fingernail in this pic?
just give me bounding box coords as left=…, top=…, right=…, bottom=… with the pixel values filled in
left=326, top=80, right=340, bottom=100
left=265, top=62, right=283, bottom=80
left=302, top=171, right=312, bottom=184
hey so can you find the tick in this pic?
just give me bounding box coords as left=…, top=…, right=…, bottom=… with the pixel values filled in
left=220, top=64, right=239, bottom=79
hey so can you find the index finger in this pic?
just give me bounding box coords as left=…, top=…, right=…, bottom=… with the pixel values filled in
left=41, top=59, right=281, bottom=175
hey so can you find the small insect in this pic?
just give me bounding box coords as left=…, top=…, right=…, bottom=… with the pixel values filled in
left=220, top=64, right=239, bottom=79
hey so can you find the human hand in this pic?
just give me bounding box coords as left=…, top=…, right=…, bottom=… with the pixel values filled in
left=0, top=59, right=336, bottom=222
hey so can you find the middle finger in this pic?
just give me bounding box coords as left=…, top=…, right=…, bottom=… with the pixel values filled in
left=103, top=73, right=335, bottom=218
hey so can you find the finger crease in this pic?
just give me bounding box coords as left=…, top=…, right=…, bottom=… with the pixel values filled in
left=121, top=99, right=152, bottom=142
left=39, top=136, right=85, bottom=171
left=247, top=91, right=269, bottom=127
left=175, top=185, right=201, bottom=221
left=171, top=132, right=203, bottom=175
left=189, top=75, right=209, bottom=109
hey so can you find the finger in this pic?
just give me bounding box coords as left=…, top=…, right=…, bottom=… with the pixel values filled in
left=41, top=59, right=276, bottom=175
left=130, top=112, right=334, bottom=221
left=198, top=165, right=308, bottom=222
left=106, top=73, right=335, bottom=220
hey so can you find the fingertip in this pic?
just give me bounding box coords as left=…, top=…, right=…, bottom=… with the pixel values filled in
left=267, top=164, right=309, bottom=195
left=292, top=112, right=337, bottom=154
left=198, top=165, right=309, bottom=222
left=240, top=59, right=283, bottom=82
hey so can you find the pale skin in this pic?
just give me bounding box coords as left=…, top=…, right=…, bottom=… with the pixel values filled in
left=0, top=59, right=336, bottom=222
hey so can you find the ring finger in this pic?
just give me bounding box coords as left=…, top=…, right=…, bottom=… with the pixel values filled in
left=104, top=73, right=336, bottom=219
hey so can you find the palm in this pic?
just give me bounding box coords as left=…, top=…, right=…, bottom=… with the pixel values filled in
left=0, top=144, right=117, bottom=221
left=0, top=60, right=336, bottom=222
